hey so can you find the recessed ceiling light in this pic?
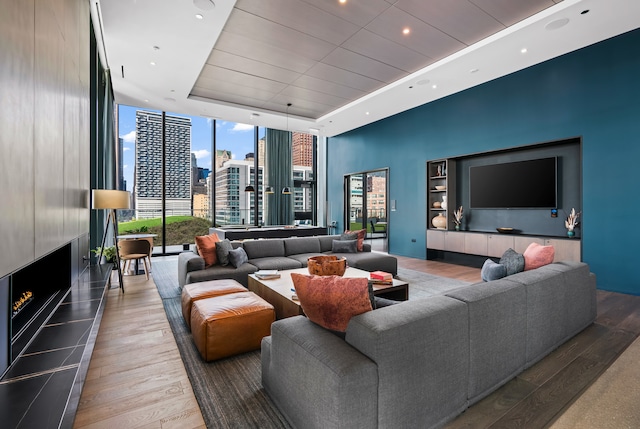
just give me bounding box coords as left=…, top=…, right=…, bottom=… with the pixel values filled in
left=470, top=68, right=479, bottom=73
left=545, top=18, right=569, bottom=31
left=432, top=84, right=437, bottom=89
left=339, top=0, right=346, bottom=4
left=250, top=113, right=260, bottom=119
left=144, top=99, right=149, bottom=103
left=402, top=27, right=410, bottom=35
left=195, top=14, right=204, bottom=19
left=193, top=0, right=215, bottom=11
left=365, top=112, right=370, bottom=115
left=150, top=61, right=156, bottom=66
left=153, top=45, right=160, bottom=51
left=521, top=48, right=528, bottom=54
left=164, top=97, right=176, bottom=102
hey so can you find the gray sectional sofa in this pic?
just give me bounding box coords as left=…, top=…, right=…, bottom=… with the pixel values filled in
left=261, top=261, right=597, bottom=429
left=178, top=235, right=398, bottom=288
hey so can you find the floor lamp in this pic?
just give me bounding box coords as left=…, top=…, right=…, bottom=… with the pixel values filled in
left=92, top=189, right=131, bottom=293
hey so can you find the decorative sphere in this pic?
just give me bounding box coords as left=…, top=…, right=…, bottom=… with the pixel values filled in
left=307, top=255, right=347, bottom=276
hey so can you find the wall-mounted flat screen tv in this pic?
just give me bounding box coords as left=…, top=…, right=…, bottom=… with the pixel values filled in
left=469, top=157, right=557, bottom=209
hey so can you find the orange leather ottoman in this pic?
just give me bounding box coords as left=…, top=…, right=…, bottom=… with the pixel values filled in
left=182, top=279, right=247, bottom=329
left=190, top=291, right=275, bottom=361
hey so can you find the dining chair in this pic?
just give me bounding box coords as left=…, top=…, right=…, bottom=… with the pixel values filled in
left=118, top=239, right=152, bottom=280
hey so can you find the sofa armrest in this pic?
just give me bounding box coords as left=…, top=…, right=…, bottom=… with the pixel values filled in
left=262, top=316, right=378, bottom=429
left=178, top=251, right=205, bottom=288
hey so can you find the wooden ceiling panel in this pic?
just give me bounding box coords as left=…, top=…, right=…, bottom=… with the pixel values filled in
left=262, top=98, right=334, bottom=118
left=395, top=0, right=504, bottom=45
left=234, top=0, right=360, bottom=46
left=322, top=47, right=407, bottom=84
left=214, top=32, right=317, bottom=74
left=367, top=6, right=466, bottom=60
left=190, top=86, right=272, bottom=108
left=196, top=64, right=287, bottom=94
left=279, top=84, right=349, bottom=109
left=470, top=0, right=556, bottom=27
left=342, top=29, right=430, bottom=73
left=297, top=0, right=393, bottom=28
left=205, top=50, right=301, bottom=85
left=305, top=62, right=384, bottom=93
left=223, top=9, right=335, bottom=61
left=291, top=74, right=366, bottom=100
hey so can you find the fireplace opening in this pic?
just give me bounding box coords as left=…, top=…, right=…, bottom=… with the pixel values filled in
left=10, top=244, right=72, bottom=359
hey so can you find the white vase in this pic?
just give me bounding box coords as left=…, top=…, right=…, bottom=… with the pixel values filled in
left=441, top=195, right=447, bottom=210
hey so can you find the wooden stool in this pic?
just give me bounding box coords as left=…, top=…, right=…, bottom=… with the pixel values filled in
left=181, top=279, right=247, bottom=329
left=190, top=292, right=275, bottom=361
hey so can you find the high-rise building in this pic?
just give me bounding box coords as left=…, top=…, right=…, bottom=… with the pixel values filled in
left=215, top=149, right=232, bottom=168
left=292, top=132, right=313, bottom=167
left=214, top=160, right=263, bottom=225
left=135, top=110, right=192, bottom=218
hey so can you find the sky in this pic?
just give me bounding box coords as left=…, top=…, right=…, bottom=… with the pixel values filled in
left=118, top=104, right=263, bottom=192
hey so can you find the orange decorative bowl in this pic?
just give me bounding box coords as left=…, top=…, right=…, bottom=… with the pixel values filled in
left=307, top=255, right=347, bottom=276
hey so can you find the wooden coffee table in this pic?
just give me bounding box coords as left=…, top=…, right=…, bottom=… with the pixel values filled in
left=247, top=267, right=409, bottom=320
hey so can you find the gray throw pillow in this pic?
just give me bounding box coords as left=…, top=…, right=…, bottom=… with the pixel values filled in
left=332, top=239, right=357, bottom=253
left=500, top=248, right=525, bottom=276
left=340, top=232, right=358, bottom=241
left=215, top=239, right=234, bottom=266
left=228, top=247, right=248, bottom=268
left=481, top=259, right=507, bottom=282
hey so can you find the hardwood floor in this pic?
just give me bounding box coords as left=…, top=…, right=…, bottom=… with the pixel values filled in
left=74, top=255, right=640, bottom=429
left=73, top=273, right=205, bottom=429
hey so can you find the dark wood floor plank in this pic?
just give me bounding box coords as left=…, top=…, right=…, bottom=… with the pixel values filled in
left=596, top=293, right=640, bottom=328
left=445, top=378, right=537, bottom=429
left=518, top=323, right=609, bottom=387
left=581, top=328, right=637, bottom=365
left=490, top=357, right=606, bottom=429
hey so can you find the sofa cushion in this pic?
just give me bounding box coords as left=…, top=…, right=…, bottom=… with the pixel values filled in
left=194, top=233, right=220, bottom=267
left=499, top=248, right=525, bottom=276
left=344, top=229, right=366, bottom=251
left=283, top=237, right=321, bottom=256
left=481, top=259, right=507, bottom=282
left=318, top=235, right=341, bottom=252
left=215, top=239, right=234, bottom=266
left=243, top=239, right=285, bottom=259
left=523, top=242, right=555, bottom=270
left=228, top=247, right=249, bottom=268
left=291, top=273, right=372, bottom=332
left=249, top=256, right=303, bottom=271
left=332, top=239, right=357, bottom=253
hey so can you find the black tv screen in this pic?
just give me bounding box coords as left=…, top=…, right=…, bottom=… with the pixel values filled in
left=469, top=157, right=557, bottom=209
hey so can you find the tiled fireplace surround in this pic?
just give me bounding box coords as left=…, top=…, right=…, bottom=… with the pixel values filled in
left=0, top=237, right=112, bottom=428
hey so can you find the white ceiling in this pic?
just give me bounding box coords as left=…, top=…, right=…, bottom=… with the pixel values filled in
left=93, top=0, right=640, bottom=137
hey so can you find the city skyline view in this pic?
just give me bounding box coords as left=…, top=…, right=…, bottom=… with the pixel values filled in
left=118, top=104, right=263, bottom=193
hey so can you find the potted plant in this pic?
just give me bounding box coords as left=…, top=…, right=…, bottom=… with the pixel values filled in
left=452, top=206, right=464, bottom=231
left=565, top=208, right=580, bottom=237
left=91, top=245, right=117, bottom=265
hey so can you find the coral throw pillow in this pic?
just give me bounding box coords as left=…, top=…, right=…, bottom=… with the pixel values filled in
left=194, top=233, right=220, bottom=267
left=523, top=242, right=555, bottom=271
left=291, top=273, right=373, bottom=332
left=345, top=229, right=366, bottom=252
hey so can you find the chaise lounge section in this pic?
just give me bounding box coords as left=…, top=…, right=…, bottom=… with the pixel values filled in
left=261, top=261, right=597, bottom=428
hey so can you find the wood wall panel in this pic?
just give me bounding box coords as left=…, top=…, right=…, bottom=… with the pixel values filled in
left=1, top=0, right=91, bottom=276
left=35, top=0, right=66, bottom=258
left=0, top=0, right=36, bottom=277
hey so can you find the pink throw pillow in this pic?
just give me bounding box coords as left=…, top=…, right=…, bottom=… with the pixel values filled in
left=291, top=273, right=373, bottom=332
left=523, top=242, right=555, bottom=270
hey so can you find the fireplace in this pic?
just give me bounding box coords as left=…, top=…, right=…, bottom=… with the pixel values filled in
left=5, top=244, right=72, bottom=366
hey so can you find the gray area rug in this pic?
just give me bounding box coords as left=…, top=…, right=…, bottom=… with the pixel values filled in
left=151, top=257, right=469, bottom=428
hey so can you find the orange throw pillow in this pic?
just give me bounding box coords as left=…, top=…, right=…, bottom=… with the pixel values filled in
left=194, top=234, right=220, bottom=267
left=345, top=229, right=366, bottom=252
left=523, top=242, right=555, bottom=270
left=292, top=273, right=372, bottom=332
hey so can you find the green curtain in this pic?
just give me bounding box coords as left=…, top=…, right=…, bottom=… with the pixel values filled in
left=265, top=129, right=293, bottom=225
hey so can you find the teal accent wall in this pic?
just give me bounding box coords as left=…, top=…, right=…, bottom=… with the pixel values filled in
left=327, top=28, right=640, bottom=295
